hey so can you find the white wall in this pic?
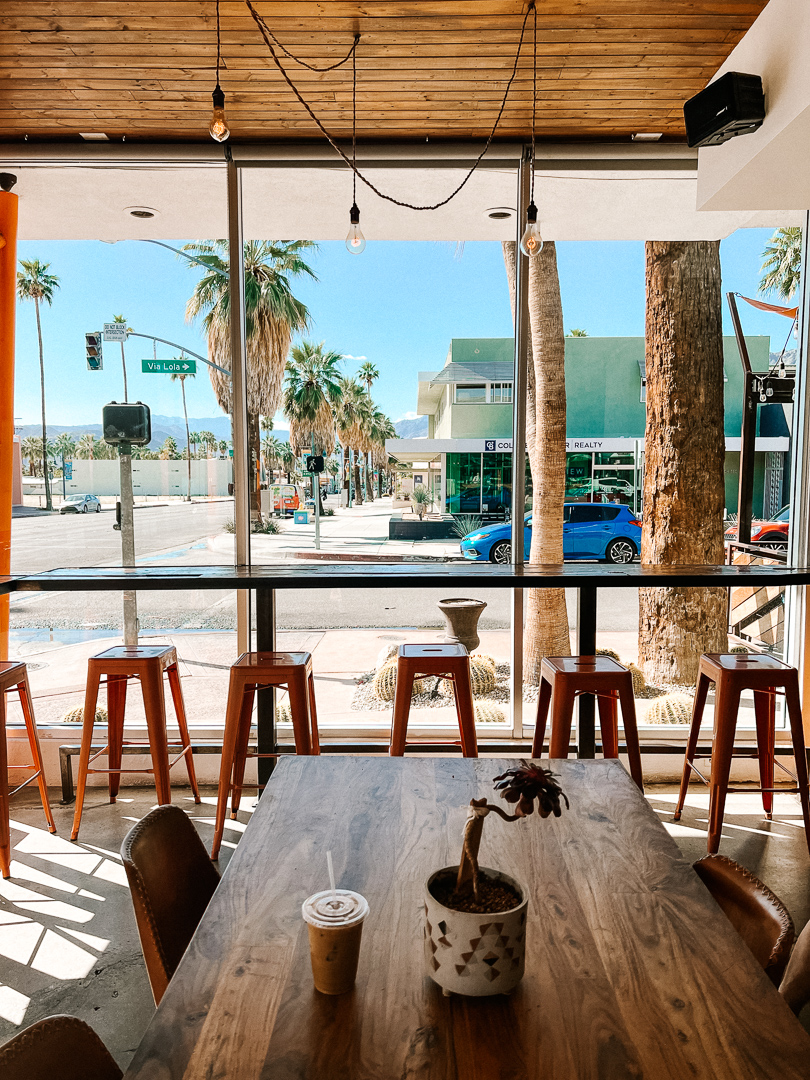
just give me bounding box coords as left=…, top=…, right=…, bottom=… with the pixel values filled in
left=66, top=458, right=231, bottom=497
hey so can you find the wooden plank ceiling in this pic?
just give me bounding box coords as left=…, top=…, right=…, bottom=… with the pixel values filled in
left=1, top=2, right=768, bottom=143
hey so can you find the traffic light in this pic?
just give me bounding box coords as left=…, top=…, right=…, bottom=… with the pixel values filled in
left=306, top=454, right=324, bottom=473
left=85, top=332, right=103, bottom=370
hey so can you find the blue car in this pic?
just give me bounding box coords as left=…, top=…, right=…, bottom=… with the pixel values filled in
left=459, top=503, right=642, bottom=564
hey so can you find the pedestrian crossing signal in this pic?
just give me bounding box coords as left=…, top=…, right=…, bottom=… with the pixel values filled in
left=86, top=332, right=103, bottom=370
left=306, top=455, right=324, bottom=473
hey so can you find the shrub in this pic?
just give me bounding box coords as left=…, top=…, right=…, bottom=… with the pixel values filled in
left=222, top=519, right=236, bottom=534
left=251, top=518, right=282, bottom=535
left=451, top=514, right=484, bottom=539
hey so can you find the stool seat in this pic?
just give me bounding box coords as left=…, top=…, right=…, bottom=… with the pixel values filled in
left=71, top=644, right=201, bottom=842
left=211, top=651, right=320, bottom=860
left=674, top=653, right=810, bottom=854
left=0, top=661, right=56, bottom=877
left=532, top=654, right=643, bottom=790
left=389, top=643, right=477, bottom=757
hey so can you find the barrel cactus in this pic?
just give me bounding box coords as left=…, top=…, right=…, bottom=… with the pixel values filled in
left=442, top=654, right=496, bottom=697
left=474, top=701, right=505, bottom=724
left=62, top=705, right=108, bottom=725
left=276, top=701, right=292, bottom=724
left=627, top=663, right=646, bottom=695
left=646, top=692, right=694, bottom=725
left=596, top=648, right=621, bottom=663
left=730, top=645, right=750, bottom=654
left=373, top=659, right=426, bottom=702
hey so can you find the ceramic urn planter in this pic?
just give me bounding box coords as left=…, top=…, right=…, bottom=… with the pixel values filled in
left=424, top=866, right=528, bottom=997
left=437, top=598, right=487, bottom=654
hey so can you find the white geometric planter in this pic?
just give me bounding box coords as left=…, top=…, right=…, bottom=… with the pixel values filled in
left=424, top=866, right=528, bottom=997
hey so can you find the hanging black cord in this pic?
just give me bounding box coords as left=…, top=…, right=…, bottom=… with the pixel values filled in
left=215, top=0, right=222, bottom=87
left=530, top=0, right=537, bottom=203
left=353, top=32, right=357, bottom=207
left=249, top=6, right=358, bottom=72
left=245, top=0, right=534, bottom=212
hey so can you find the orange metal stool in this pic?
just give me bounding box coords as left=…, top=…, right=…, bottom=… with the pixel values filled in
left=211, top=652, right=320, bottom=860
left=532, top=655, right=644, bottom=789
left=0, top=661, right=56, bottom=878
left=71, top=645, right=201, bottom=841
left=674, top=653, right=810, bottom=854
left=389, top=644, right=477, bottom=758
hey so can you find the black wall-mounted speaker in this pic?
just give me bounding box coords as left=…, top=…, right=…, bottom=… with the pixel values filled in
left=683, top=71, right=765, bottom=149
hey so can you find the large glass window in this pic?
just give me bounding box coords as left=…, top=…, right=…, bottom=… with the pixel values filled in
left=455, top=384, right=486, bottom=403
left=446, top=453, right=482, bottom=514
left=565, top=453, right=593, bottom=500
left=482, top=452, right=512, bottom=515
left=491, top=383, right=512, bottom=403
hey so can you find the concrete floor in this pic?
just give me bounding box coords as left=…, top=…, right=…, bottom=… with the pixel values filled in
left=0, top=776, right=808, bottom=1071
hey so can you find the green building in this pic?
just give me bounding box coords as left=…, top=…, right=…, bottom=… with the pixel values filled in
left=386, top=336, right=789, bottom=519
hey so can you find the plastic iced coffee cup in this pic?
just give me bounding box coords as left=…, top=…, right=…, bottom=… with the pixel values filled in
left=302, top=889, right=369, bottom=995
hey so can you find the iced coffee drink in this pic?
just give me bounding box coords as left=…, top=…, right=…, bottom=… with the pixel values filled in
left=302, top=889, right=369, bottom=995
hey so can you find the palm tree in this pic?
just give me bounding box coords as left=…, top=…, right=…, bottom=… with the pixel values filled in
left=21, top=436, right=41, bottom=475
left=371, top=413, right=396, bottom=497
left=279, top=441, right=295, bottom=483
left=335, top=377, right=372, bottom=506
left=188, top=431, right=200, bottom=459
left=17, top=259, right=60, bottom=510
left=567, top=328, right=588, bottom=337
left=759, top=227, right=803, bottom=301
left=184, top=239, right=316, bottom=514
left=52, top=433, right=76, bottom=497
left=358, top=361, right=380, bottom=395
left=218, top=439, right=228, bottom=459
left=112, top=314, right=132, bottom=400
left=326, top=456, right=340, bottom=493
left=284, top=341, right=343, bottom=455
left=170, top=365, right=196, bottom=501
left=159, top=436, right=179, bottom=460
left=261, top=435, right=283, bottom=483
left=197, top=430, right=216, bottom=458
left=75, top=433, right=97, bottom=460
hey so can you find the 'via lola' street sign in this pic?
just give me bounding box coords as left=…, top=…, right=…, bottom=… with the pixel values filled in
left=141, top=359, right=197, bottom=374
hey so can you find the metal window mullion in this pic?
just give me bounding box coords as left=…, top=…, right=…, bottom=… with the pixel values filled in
left=227, top=155, right=252, bottom=653
left=510, top=148, right=531, bottom=739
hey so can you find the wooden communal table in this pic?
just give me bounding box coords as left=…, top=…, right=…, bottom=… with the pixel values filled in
left=123, top=757, right=810, bottom=1080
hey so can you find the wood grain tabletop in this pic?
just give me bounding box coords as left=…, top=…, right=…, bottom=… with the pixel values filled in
left=124, top=756, right=810, bottom=1080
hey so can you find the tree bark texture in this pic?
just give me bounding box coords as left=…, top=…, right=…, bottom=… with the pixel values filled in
left=502, top=241, right=570, bottom=685
left=638, top=240, right=727, bottom=686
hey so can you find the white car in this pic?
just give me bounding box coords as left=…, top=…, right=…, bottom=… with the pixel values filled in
left=59, top=494, right=102, bottom=514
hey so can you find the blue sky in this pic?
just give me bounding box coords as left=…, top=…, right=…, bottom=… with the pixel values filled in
left=14, top=229, right=792, bottom=428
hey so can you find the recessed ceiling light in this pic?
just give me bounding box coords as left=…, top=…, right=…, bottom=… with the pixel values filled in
left=80, top=133, right=110, bottom=141
left=631, top=133, right=663, bottom=141
left=483, top=207, right=516, bottom=220
left=124, top=206, right=159, bottom=219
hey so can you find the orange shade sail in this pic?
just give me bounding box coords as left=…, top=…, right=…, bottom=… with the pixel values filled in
left=738, top=294, right=798, bottom=319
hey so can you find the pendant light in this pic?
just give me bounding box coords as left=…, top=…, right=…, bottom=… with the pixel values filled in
left=209, top=0, right=230, bottom=142
left=345, top=35, right=365, bottom=253
left=519, top=3, right=543, bottom=259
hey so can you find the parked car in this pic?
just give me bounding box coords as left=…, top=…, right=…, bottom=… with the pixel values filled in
left=459, top=503, right=642, bottom=564
left=724, top=505, right=790, bottom=551
left=59, top=493, right=101, bottom=514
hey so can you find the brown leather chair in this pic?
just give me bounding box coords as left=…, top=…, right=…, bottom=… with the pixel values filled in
left=0, top=1014, right=122, bottom=1080
left=121, top=804, right=220, bottom=1004
left=693, top=854, right=795, bottom=985
left=780, top=920, right=810, bottom=1015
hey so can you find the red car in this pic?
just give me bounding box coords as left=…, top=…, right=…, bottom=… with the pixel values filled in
left=725, top=505, right=789, bottom=551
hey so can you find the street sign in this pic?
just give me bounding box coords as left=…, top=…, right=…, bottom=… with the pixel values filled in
left=103, top=322, right=128, bottom=342
left=141, top=359, right=197, bottom=374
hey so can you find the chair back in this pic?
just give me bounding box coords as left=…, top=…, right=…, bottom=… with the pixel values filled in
left=694, top=854, right=794, bottom=984
left=779, top=920, right=810, bottom=1015
left=0, top=1015, right=122, bottom=1080
left=121, top=804, right=220, bottom=1004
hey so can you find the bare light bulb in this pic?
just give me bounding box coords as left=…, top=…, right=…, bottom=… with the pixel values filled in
left=209, top=85, right=230, bottom=143
left=519, top=201, right=544, bottom=258
left=346, top=202, right=366, bottom=254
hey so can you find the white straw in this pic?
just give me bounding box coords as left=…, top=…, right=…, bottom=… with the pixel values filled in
left=326, top=850, right=337, bottom=900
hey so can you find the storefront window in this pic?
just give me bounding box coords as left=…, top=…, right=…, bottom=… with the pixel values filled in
left=455, top=384, right=486, bottom=403
left=595, top=452, right=634, bottom=467
left=491, top=383, right=512, bottom=403
left=446, top=453, right=482, bottom=513
left=482, top=453, right=511, bottom=515
left=565, top=453, right=593, bottom=501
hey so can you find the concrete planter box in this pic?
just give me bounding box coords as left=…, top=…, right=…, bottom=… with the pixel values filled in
left=388, top=512, right=457, bottom=540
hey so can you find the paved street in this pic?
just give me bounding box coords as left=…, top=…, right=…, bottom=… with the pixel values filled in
left=9, top=498, right=639, bottom=634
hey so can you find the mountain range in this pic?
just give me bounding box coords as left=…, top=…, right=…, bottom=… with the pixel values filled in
left=394, top=415, right=428, bottom=438
left=16, top=415, right=291, bottom=452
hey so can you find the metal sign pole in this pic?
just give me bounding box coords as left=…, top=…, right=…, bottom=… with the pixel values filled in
left=118, top=442, right=138, bottom=646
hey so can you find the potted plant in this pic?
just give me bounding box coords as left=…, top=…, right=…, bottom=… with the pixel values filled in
left=411, top=484, right=431, bottom=520
left=424, top=761, right=568, bottom=997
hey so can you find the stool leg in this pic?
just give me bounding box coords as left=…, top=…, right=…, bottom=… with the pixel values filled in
left=674, top=672, right=710, bottom=821
left=166, top=663, right=201, bottom=803
left=532, top=676, right=552, bottom=758
left=140, top=666, right=171, bottom=806
left=230, top=685, right=255, bottom=817
left=616, top=680, right=644, bottom=792
left=597, top=692, right=619, bottom=758
left=549, top=684, right=577, bottom=761
left=707, top=680, right=741, bottom=854
left=0, top=691, right=10, bottom=877
left=307, top=671, right=321, bottom=755
left=71, top=668, right=102, bottom=841
left=784, top=676, right=810, bottom=858
left=106, top=674, right=127, bottom=803
left=389, top=665, right=415, bottom=757
left=753, top=688, right=775, bottom=820
left=451, top=662, right=478, bottom=759
left=212, top=673, right=245, bottom=860
left=287, top=670, right=313, bottom=756
left=17, top=679, right=56, bottom=833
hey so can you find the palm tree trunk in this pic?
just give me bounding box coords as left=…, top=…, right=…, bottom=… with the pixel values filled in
left=365, top=454, right=374, bottom=502
left=120, top=341, right=129, bottom=402
left=353, top=451, right=363, bottom=506
left=34, top=298, right=52, bottom=511
left=638, top=241, right=727, bottom=685
left=180, top=377, right=191, bottom=501
left=502, top=241, right=570, bottom=685
left=248, top=412, right=261, bottom=521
